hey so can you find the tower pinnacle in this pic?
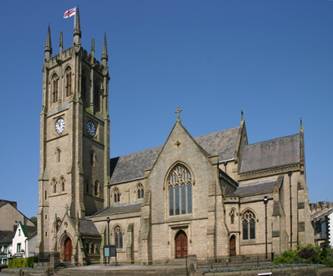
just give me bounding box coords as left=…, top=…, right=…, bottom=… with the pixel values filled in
left=73, top=7, right=81, bottom=46
left=101, top=32, right=108, bottom=65
left=59, top=32, right=63, bottom=53
left=44, top=25, right=52, bottom=60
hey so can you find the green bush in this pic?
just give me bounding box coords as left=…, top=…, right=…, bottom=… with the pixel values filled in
left=273, top=249, right=302, bottom=264
left=274, top=245, right=333, bottom=267
left=8, top=256, right=37, bottom=268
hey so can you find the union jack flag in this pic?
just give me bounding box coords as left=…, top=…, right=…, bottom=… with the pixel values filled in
left=64, top=7, right=76, bottom=19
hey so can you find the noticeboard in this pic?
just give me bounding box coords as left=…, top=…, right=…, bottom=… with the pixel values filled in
left=103, top=245, right=117, bottom=257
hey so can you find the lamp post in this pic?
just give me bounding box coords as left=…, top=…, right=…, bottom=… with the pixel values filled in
left=263, top=196, right=268, bottom=259
left=106, top=216, right=111, bottom=264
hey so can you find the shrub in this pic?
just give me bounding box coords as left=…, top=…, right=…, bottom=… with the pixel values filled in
left=273, top=249, right=301, bottom=264
left=297, top=244, right=321, bottom=264
left=8, top=256, right=37, bottom=268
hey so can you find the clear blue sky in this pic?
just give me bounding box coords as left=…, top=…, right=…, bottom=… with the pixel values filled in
left=0, top=1, right=332, bottom=217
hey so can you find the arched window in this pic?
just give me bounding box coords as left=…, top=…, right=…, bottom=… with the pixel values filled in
left=137, top=183, right=144, bottom=199
left=242, top=210, right=256, bottom=240
left=114, top=226, right=123, bottom=248
left=51, top=178, right=57, bottom=193
left=60, top=176, right=65, bottom=192
left=94, top=88, right=100, bottom=112
left=113, top=187, right=120, bottom=203
left=230, top=208, right=235, bottom=224
left=44, top=190, right=47, bottom=200
left=65, top=67, right=72, bottom=97
left=90, top=151, right=96, bottom=167
left=94, top=181, right=99, bottom=196
left=56, top=148, right=61, bottom=162
left=167, top=164, right=192, bottom=216
left=51, top=74, right=59, bottom=103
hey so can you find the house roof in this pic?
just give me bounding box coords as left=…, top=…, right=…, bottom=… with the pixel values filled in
left=21, top=224, right=37, bottom=239
left=227, top=180, right=277, bottom=198
left=240, top=134, right=300, bottom=173
left=79, top=219, right=100, bottom=237
left=0, top=199, right=17, bottom=208
left=93, top=203, right=142, bottom=217
left=0, top=231, right=15, bottom=244
left=311, top=207, right=333, bottom=221
left=110, top=127, right=240, bottom=184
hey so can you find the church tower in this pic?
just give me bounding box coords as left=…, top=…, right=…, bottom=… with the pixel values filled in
left=37, top=9, right=110, bottom=255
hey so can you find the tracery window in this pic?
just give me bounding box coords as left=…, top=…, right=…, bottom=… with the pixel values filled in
left=51, top=74, right=59, bottom=103
left=113, top=187, right=120, bottom=203
left=114, top=226, right=123, bottom=248
left=137, top=183, right=144, bottom=199
left=167, top=164, right=192, bottom=216
left=242, top=210, right=256, bottom=240
left=65, top=67, right=72, bottom=97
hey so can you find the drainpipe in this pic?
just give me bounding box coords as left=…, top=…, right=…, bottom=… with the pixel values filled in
left=289, top=172, right=293, bottom=249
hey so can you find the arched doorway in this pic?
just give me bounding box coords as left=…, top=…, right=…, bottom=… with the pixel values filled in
left=175, top=230, right=187, bottom=258
left=63, top=237, right=72, bottom=262
left=229, top=235, right=236, bottom=256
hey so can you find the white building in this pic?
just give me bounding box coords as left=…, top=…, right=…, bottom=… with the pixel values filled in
left=12, top=223, right=37, bottom=258
left=0, top=231, right=13, bottom=265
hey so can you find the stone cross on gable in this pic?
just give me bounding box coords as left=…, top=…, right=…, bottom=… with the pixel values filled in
left=175, top=107, right=183, bottom=122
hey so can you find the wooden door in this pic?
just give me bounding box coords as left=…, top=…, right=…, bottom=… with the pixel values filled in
left=229, top=235, right=236, bottom=256
left=64, top=237, right=72, bottom=262
left=175, top=231, right=187, bottom=258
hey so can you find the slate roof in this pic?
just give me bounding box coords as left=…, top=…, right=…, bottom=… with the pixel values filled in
left=79, top=219, right=100, bottom=237
left=94, top=203, right=142, bottom=217
left=0, top=231, right=15, bottom=244
left=0, top=199, right=17, bottom=208
left=240, top=134, right=300, bottom=173
left=110, top=127, right=240, bottom=184
left=21, top=224, right=37, bottom=239
left=227, top=181, right=277, bottom=197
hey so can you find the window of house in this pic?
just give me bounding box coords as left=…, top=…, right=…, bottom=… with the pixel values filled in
left=65, top=67, right=72, bottom=97
left=242, top=210, right=256, bottom=240
left=114, top=226, right=123, bottom=248
left=113, top=187, right=120, bottom=203
left=167, top=164, right=192, bottom=216
left=18, top=229, right=21, bottom=236
left=137, top=183, right=144, bottom=199
left=17, top=243, right=21, bottom=253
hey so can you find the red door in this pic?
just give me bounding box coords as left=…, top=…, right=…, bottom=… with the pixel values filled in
left=229, top=235, right=236, bottom=256
left=175, top=231, right=188, bottom=258
left=64, top=237, right=72, bottom=262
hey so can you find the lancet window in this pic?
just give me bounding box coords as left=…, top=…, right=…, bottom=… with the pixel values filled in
left=137, top=183, right=144, bottom=199
left=167, top=164, right=192, bottom=216
left=65, top=67, right=72, bottom=97
left=114, top=226, right=123, bottom=248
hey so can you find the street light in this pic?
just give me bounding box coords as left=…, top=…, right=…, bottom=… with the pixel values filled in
left=263, top=196, right=268, bottom=259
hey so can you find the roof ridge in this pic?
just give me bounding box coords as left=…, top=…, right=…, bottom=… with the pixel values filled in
left=111, top=126, right=239, bottom=160
left=246, top=133, right=299, bottom=146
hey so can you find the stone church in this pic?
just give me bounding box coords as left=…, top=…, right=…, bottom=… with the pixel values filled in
left=37, top=10, right=314, bottom=265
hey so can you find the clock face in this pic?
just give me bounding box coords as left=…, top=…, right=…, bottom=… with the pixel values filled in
left=86, top=121, right=96, bottom=137
left=55, top=117, right=65, bottom=134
